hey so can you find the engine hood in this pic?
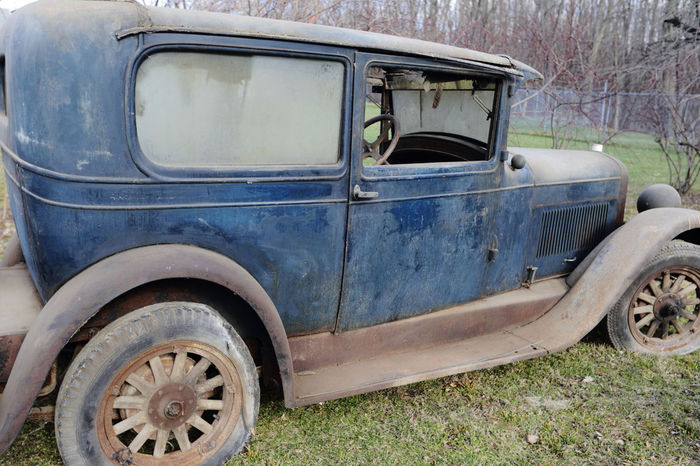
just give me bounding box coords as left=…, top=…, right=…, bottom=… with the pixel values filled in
left=508, top=147, right=626, bottom=185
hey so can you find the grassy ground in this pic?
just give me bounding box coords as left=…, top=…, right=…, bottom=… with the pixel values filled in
left=5, top=332, right=699, bottom=465
left=1, top=130, right=700, bottom=464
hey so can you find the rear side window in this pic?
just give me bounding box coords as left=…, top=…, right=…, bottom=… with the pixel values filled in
left=135, top=52, right=344, bottom=167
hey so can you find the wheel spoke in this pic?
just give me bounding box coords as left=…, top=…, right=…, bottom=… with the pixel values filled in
left=153, top=428, right=168, bottom=459
left=195, top=375, right=225, bottom=395
left=197, top=399, right=224, bottom=411
left=173, top=425, right=191, bottom=451
left=171, top=350, right=187, bottom=381
left=670, top=318, right=686, bottom=334
left=679, top=283, right=697, bottom=297
left=649, top=279, right=663, bottom=297
left=637, top=292, right=656, bottom=305
left=670, top=275, right=687, bottom=293
left=126, top=373, right=155, bottom=395
left=184, top=358, right=211, bottom=385
left=646, top=320, right=660, bottom=337
left=149, top=356, right=169, bottom=385
left=128, top=423, right=156, bottom=453
left=636, top=313, right=655, bottom=329
left=113, top=396, right=146, bottom=410
left=633, top=305, right=653, bottom=315
left=188, top=414, right=214, bottom=435
left=679, top=310, right=697, bottom=321
left=662, top=272, right=672, bottom=291
left=661, top=321, right=670, bottom=339
left=113, top=412, right=146, bottom=435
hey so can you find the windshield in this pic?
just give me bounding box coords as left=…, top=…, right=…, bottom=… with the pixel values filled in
left=366, top=67, right=497, bottom=146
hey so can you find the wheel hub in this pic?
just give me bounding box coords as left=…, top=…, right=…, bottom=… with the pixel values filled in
left=653, top=293, right=683, bottom=321
left=628, top=266, right=700, bottom=350
left=147, top=382, right=197, bottom=430
left=165, top=401, right=183, bottom=419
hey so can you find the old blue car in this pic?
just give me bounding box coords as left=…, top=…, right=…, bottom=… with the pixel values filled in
left=0, top=0, right=697, bottom=464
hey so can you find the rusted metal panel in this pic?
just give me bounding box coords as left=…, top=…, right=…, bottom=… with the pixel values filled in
left=27, top=406, right=54, bottom=423
left=0, top=244, right=294, bottom=455
left=290, top=279, right=568, bottom=372
left=0, top=335, right=23, bottom=384
left=293, top=327, right=548, bottom=406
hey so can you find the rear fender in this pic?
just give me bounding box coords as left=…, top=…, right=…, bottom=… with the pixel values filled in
left=0, top=244, right=294, bottom=454
left=521, top=208, right=700, bottom=352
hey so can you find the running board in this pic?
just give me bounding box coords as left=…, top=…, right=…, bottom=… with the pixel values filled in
left=292, top=326, right=549, bottom=406
left=291, top=280, right=572, bottom=407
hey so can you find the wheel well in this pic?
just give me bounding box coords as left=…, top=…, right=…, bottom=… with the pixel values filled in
left=67, top=278, right=281, bottom=391
left=675, top=228, right=700, bottom=245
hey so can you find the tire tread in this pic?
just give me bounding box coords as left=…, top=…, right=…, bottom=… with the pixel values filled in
left=55, top=302, right=258, bottom=465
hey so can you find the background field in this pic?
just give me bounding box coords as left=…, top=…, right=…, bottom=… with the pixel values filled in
left=1, top=130, right=699, bottom=464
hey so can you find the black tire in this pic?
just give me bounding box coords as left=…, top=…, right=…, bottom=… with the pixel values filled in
left=55, top=302, right=259, bottom=465
left=608, top=242, right=700, bottom=355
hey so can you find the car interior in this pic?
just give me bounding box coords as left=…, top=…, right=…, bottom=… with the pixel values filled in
left=363, top=65, right=498, bottom=166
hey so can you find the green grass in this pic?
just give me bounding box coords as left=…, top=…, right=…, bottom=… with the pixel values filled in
left=6, top=334, right=698, bottom=465
left=2, top=130, right=700, bottom=464
left=233, top=335, right=700, bottom=464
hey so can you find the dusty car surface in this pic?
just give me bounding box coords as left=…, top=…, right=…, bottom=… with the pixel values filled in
left=0, top=0, right=699, bottom=464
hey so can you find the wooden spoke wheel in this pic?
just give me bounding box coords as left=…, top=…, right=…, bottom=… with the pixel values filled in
left=608, top=242, right=700, bottom=355
left=56, top=303, right=259, bottom=465
left=97, top=342, right=242, bottom=463
left=627, top=267, right=700, bottom=350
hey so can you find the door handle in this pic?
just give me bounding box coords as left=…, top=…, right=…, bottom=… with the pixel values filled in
left=353, top=184, right=379, bottom=200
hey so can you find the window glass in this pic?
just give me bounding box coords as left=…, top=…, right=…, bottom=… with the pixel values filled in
left=135, top=52, right=344, bottom=167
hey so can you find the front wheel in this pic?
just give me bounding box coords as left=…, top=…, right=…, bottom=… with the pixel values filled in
left=608, top=242, right=700, bottom=354
left=55, top=302, right=259, bottom=465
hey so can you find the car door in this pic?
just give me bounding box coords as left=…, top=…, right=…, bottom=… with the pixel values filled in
left=123, top=35, right=354, bottom=336
left=336, top=53, right=514, bottom=332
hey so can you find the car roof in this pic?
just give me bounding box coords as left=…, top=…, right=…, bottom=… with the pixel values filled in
left=13, top=0, right=541, bottom=80
left=102, top=1, right=539, bottom=80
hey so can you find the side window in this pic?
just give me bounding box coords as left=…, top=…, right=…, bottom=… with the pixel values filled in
left=363, top=65, right=497, bottom=166
left=135, top=52, right=344, bottom=167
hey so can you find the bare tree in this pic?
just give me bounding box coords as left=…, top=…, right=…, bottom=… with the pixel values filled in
left=642, top=1, right=700, bottom=194
left=142, top=0, right=700, bottom=191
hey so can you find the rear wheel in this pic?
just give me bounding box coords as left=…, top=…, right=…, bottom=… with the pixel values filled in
left=608, top=242, right=700, bottom=354
left=55, top=302, right=259, bottom=465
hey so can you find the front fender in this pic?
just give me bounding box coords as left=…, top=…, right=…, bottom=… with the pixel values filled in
left=515, top=208, right=700, bottom=351
left=0, top=244, right=294, bottom=454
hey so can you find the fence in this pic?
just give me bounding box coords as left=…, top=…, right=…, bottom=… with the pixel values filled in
left=510, top=87, right=699, bottom=140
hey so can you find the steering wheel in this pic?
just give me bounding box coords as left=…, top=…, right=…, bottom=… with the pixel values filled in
left=363, top=114, right=401, bottom=165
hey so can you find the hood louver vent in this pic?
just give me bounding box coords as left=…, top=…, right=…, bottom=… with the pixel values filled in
left=536, top=203, right=609, bottom=258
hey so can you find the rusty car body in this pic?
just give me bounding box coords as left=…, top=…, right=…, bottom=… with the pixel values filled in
left=0, top=0, right=699, bottom=464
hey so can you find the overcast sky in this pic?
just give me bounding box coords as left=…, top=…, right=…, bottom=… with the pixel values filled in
left=0, top=1, right=162, bottom=11
left=0, top=0, right=37, bottom=11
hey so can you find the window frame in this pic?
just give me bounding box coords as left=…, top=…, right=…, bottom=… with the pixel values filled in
left=357, top=55, right=505, bottom=181
left=125, top=35, right=353, bottom=182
